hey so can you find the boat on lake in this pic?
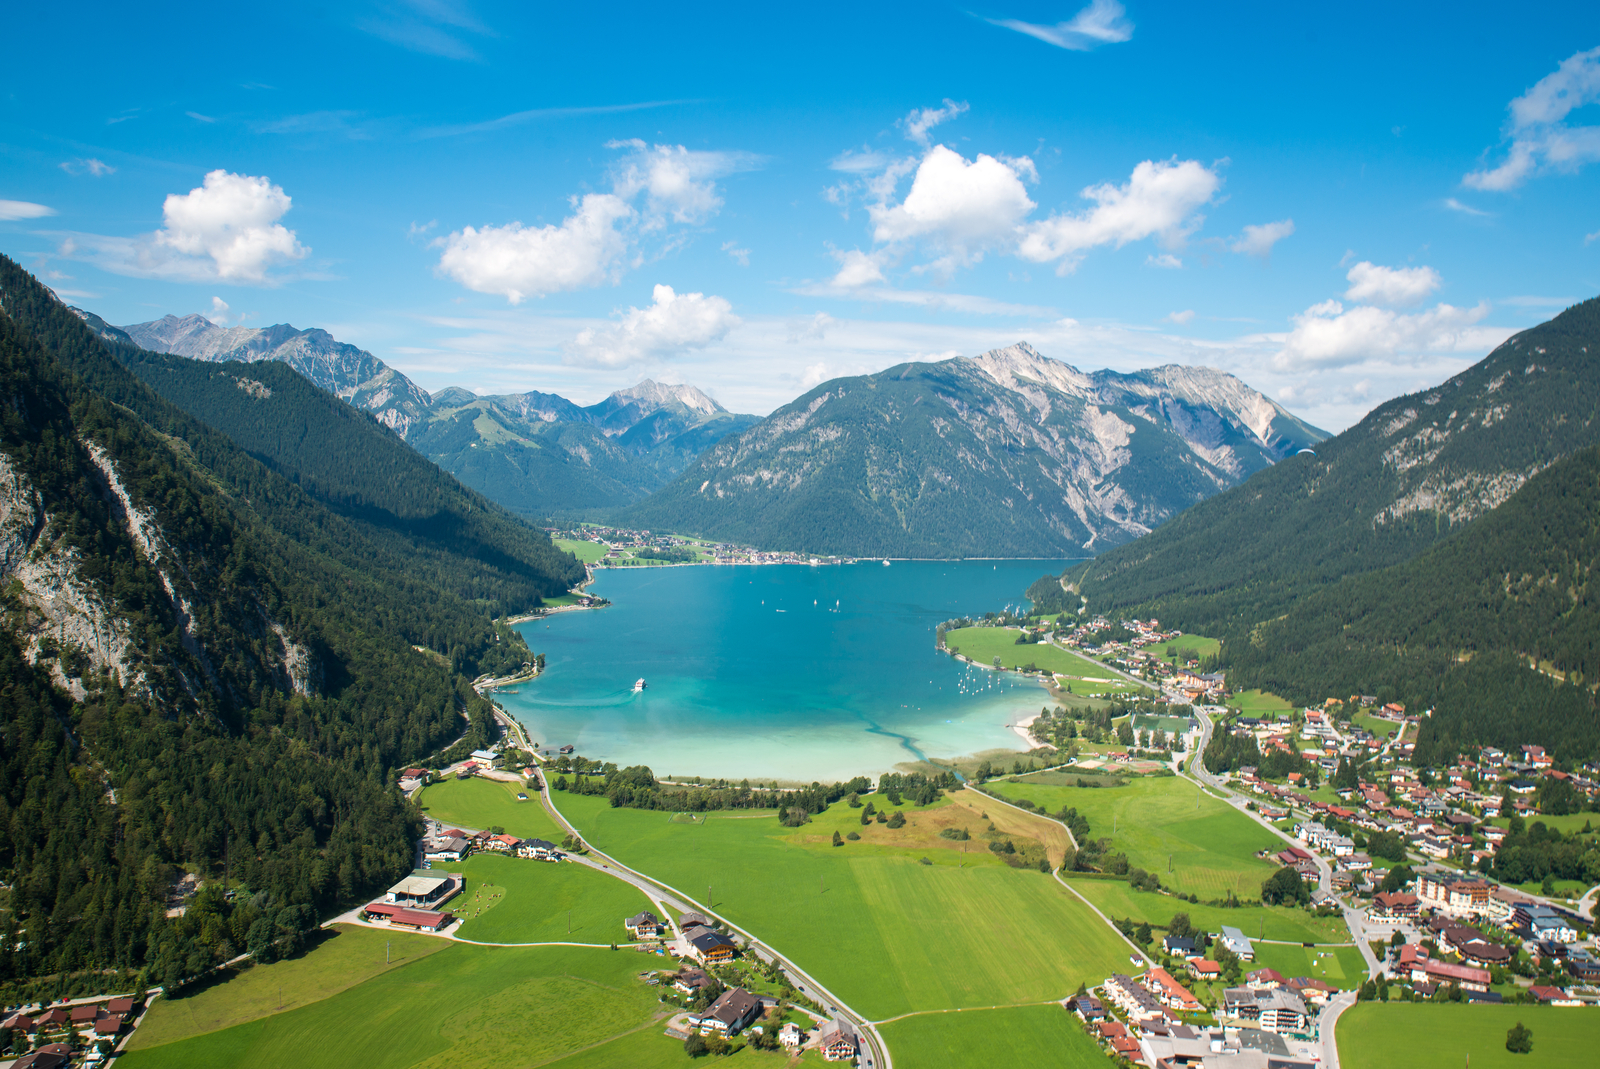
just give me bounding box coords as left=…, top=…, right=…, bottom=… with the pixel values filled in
left=633, top=678, right=647, bottom=691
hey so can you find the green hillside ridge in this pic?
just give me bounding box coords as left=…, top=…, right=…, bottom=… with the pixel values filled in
left=626, top=343, right=1327, bottom=558
left=1041, top=296, right=1600, bottom=760
left=0, top=255, right=573, bottom=995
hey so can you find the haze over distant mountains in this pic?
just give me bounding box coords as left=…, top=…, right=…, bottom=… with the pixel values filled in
left=84, top=308, right=1326, bottom=555
left=89, top=312, right=758, bottom=514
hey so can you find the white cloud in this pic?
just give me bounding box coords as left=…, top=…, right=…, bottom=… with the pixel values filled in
left=207, top=296, right=232, bottom=325
left=829, top=146, right=895, bottom=173
left=357, top=0, right=496, bottom=61
left=1586, top=228, right=1600, bottom=245
left=900, top=99, right=969, bottom=147
left=1342, top=261, right=1442, bottom=308
left=609, top=140, right=759, bottom=227
left=721, top=240, right=750, bottom=266
left=149, top=171, right=308, bottom=282
left=801, top=362, right=832, bottom=389
left=987, top=0, right=1134, bottom=51
left=59, top=158, right=115, bottom=177
left=1272, top=299, right=1499, bottom=371
left=1443, top=197, right=1490, bottom=217
left=1164, top=310, right=1196, bottom=325
left=1146, top=253, right=1182, bottom=269
left=869, top=145, right=1036, bottom=266
left=1464, top=46, right=1600, bottom=190
left=1230, top=218, right=1294, bottom=258
left=791, top=280, right=1054, bottom=317
left=1018, top=158, right=1220, bottom=271
left=436, top=140, right=755, bottom=303
left=0, top=199, right=56, bottom=220
left=788, top=312, right=834, bottom=343
left=568, top=284, right=739, bottom=367
left=435, top=193, right=632, bottom=304
left=829, top=248, right=888, bottom=288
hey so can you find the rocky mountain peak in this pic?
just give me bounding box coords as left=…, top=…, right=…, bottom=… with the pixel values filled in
left=608, top=379, right=724, bottom=416
left=963, top=341, right=1095, bottom=397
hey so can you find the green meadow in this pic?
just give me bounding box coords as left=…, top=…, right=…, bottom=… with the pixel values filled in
left=1155, top=634, right=1221, bottom=665
left=118, top=943, right=679, bottom=1069
left=1227, top=689, right=1295, bottom=718
left=555, top=537, right=608, bottom=564
left=418, top=774, right=563, bottom=841
left=1065, top=877, right=1349, bottom=944
left=126, top=925, right=448, bottom=1051
left=946, top=628, right=1118, bottom=679
left=1250, top=943, right=1367, bottom=986
left=446, top=852, right=656, bottom=945
left=984, top=774, right=1282, bottom=899
left=553, top=792, right=1131, bottom=1021
left=1337, top=1002, right=1600, bottom=1069
left=878, top=1004, right=1109, bottom=1069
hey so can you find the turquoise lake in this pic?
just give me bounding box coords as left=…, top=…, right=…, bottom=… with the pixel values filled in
left=503, top=559, right=1073, bottom=782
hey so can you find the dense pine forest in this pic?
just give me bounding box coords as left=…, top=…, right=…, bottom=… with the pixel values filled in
left=0, top=257, right=581, bottom=997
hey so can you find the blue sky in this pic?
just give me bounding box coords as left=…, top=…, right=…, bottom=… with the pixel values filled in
left=3, top=1, right=1598, bottom=429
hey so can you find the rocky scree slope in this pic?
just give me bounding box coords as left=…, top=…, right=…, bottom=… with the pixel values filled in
left=626, top=342, right=1325, bottom=557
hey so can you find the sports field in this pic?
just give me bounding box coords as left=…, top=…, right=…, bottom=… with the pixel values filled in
left=126, top=925, right=448, bottom=1050
left=1228, top=689, right=1295, bottom=718
left=553, top=792, right=1131, bottom=1021
left=446, top=852, right=655, bottom=944
left=418, top=775, right=563, bottom=841
left=1064, top=877, right=1350, bottom=944
left=877, top=1004, right=1108, bottom=1069
left=1250, top=943, right=1367, bottom=986
left=118, top=943, right=674, bottom=1069
left=984, top=774, right=1282, bottom=899
left=1337, top=1002, right=1600, bottom=1069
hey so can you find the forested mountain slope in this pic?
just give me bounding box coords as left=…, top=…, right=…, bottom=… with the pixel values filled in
left=0, top=256, right=573, bottom=993
left=1060, top=297, right=1600, bottom=633
left=626, top=342, right=1325, bottom=557
left=1226, top=442, right=1600, bottom=762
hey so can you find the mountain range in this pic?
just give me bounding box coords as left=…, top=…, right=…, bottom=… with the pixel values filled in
left=85, top=312, right=759, bottom=515
left=626, top=342, right=1327, bottom=557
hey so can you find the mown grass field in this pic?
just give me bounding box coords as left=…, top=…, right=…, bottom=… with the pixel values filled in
left=1251, top=942, right=1367, bottom=986
left=118, top=943, right=673, bottom=1069
left=126, top=925, right=448, bottom=1050
left=1065, top=877, right=1349, bottom=944
left=555, top=537, right=607, bottom=564
left=537, top=1025, right=816, bottom=1068
left=946, top=627, right=1116, bottom=676
left=877, top=1004, right=1108, bottom=1069
left=418, top=774, right=563, bottom=841
left=1352, top=711, right=1401, bottom=738
left=1227, top=689, right=1295, bottom=718
left=1154, top=634, right=1221, bottom=665
left=554, top=792, right=1131, bottom=1021
left=1337, top=1002, right=1600, bottom=1069
left=984, top=774, right=1282, bottom=899
left=447, top=853, right=655, bottom=945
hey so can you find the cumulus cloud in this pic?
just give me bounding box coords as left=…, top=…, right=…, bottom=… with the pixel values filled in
left=609, top=139, right=759, bottom=226
left=1273, top=300, right=1497, bottom=371
left=0, top=199, right=56, bottom=220
left=986, top=0, right=1134, bottom=51
left=829, top=248, right=889, bottom=288
left=568, top=284, right=739, bottom=367
left=436, top=193, right=632, bottom=304
left=436, top=140, right=756, bottom=303
left=53, top=171, right=308, bottom=284
left=869, top=145, right=1036, bottom=266
left=1464, top=46, right=1600, bottom=191
left=1017, top=158, right=1220, bottom=271
left=1230, top=218, right=1294, bottom=258
left=900, top=99, right=969, bottom=147
left=1342, top=261, right=1442, bottom=308
left=1146, top=253, right=1182, bottom=269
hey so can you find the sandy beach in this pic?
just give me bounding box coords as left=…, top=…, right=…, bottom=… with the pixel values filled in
left=1008, top=710, right=1050, bottom=750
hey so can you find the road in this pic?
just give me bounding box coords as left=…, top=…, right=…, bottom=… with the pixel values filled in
left=532, top=777, right=895, bottom=1069
left=1180, top=704, right=1379, bottom=1065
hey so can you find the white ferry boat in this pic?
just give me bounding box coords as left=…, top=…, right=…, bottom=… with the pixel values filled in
left=633, top=678, right=647, bottom=691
